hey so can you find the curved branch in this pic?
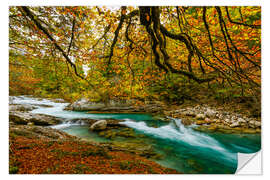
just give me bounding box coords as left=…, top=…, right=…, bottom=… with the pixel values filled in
left=142, top=6, right=215, bottom=83
left=20, top=6, right=85, bottom=80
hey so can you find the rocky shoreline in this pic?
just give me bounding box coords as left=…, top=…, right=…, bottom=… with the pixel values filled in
left=9, top=96, right=261, bottom=174
left=64, top=98, right=165, bottom=114
left=9, top=101, right=163, bottom=160
left=9, top=96, right=261, bottom=161
left=164, top=105, right=261, bottom=134
left=64, top=97, right=261, bottom=134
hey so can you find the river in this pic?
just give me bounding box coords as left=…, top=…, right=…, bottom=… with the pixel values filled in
left=11, top=96, right=261, bottom=174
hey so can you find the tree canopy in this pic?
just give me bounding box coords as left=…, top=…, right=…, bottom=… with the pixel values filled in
left=9, top=6, right=261, bottom=103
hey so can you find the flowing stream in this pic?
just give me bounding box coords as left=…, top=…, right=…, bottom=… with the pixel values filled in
left=11, top=96, right=261, bottom=174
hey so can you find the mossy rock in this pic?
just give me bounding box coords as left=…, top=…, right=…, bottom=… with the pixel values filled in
left=241, top=129, right=257, bottom=134
left=117, top=131, right=136, bottom=138
left=98, top=131, right=106, bottom=137
left=208, top=125, right=217, bottom=131
left=153, top=115, right=171, bottom=122
left=9, top=115, right=28, bottom=125
left=150, top=153, right=164, bottom=160
left=255, top=128, right=261, bottom=133
left=196, top=120, right=206, bottom=125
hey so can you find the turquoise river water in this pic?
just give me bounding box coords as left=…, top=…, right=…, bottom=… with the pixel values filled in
left=11, top=96, right=261, bottom=174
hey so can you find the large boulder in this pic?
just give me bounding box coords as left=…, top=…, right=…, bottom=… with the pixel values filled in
left=65, top=98, right=106, bottom=111
left=9, top=112, right=63, bottom=126
left=90, top=120, right=107, bottom=131
left=9, top=104, right=37, bottom=112
left=65, top=97, right=168, bottom=114
left=65, top=98, right=140, bottom=113
left=9, top=125, right=78, bottom=141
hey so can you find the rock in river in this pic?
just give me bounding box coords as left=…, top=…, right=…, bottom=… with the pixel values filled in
left=90, top=120, right=107, bottom=131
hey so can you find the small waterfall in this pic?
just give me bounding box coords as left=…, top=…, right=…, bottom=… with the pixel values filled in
left=10, top=95, right=260, bottom=173
left=120, top=118, right=236, bottom=163
left=171, top=117, right=189, bottom=134
left=51, top=119, right=88, bottom=129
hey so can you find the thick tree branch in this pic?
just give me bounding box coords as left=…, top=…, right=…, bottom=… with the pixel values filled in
left=107, top=6, right=126, bottom=65
left=141, top=6, right=215, bottom=83
left=20, top=6, right=85, bottom=80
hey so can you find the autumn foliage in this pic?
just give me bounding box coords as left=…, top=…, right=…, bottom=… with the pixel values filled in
left=9, top=135, right=179, bottom=174
left=9, top=6, right=261, bottom=104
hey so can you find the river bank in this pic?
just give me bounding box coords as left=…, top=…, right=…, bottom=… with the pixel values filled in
left=64, top=97, right=261, bottom=134
left=9, top=96, right=261, bottom=174
left=9, top=98, right=179, bottom=174
left=9, top=129, right=178, bottom=174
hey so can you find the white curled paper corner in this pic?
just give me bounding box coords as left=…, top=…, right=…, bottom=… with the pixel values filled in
left=235, top=150, right=262, bottom=175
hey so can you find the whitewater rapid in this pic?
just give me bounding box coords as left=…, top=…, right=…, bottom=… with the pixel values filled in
left=10, top=95, right=261, bottom=173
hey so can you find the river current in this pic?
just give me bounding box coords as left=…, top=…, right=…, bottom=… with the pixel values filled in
left=11, top=96, right=261, bottom=174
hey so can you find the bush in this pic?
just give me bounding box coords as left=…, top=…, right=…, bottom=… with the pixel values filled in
left=9, top=166, right=19, bottom=174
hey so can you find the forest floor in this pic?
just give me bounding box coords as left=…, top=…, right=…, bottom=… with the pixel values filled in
left=9, top=133, right=180, bottom=174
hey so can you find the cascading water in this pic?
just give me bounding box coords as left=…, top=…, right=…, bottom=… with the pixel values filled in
left=10, top=96, right=261, bottom=174
left=120, top=118, right=236, bottom=168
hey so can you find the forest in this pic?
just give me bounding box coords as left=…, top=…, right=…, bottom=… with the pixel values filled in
left=9, top=6, right=261, bottom=174
left=9, top=6, right=261, bottom=105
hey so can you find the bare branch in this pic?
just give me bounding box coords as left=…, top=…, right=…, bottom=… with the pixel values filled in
left=20, top=6, right=85, bottom=80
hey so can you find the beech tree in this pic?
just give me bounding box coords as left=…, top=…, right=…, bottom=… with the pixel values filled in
left=9, top=6, right=261, bottom=102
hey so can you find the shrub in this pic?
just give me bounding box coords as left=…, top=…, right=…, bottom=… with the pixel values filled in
left=9, top=166, right=19, bottom=174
